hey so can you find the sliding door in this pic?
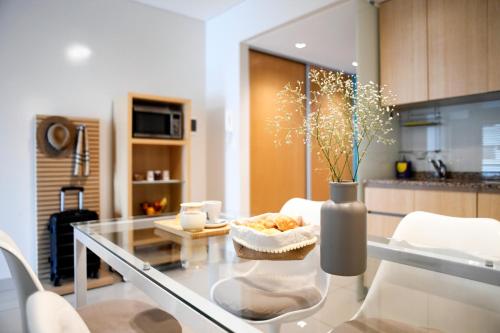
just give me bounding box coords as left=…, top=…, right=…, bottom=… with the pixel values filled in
left=249, top=50, right=306, bottom=214
left=310, top=67, right=353, bottom=201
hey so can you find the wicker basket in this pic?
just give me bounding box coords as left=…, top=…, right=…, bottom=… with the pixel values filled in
left=232, top=240, right=316, bottom=260
left=230, top=213, right=317, bottom=261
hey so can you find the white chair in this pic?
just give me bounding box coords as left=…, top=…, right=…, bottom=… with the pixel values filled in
left=211, top=198, right=329, bottom=333
left=335, top=211, right=500, bottom=333
left=0, top=230, right=44, bottom=333
left=27, top=291, right=90, bottom=333
left=0, top=229, right=182, bottom=333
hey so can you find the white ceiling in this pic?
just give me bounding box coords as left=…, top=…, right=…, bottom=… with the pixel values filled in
left=131, top=0, right=245, bottom=20
left=247, top=0, right=356, bottom=73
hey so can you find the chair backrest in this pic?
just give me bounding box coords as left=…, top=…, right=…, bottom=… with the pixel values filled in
left=0, top=230, right=44, bottom=333
left=280, top=198, right=323, bottom=235
left=279, top=198, right=329, bottom=309
left=356, top=211, right=500, bottom=333
left=27, top=291, right=90, bottom=333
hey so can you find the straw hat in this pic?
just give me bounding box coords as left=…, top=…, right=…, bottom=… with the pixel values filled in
left=36, top=116, right=76, bottom=157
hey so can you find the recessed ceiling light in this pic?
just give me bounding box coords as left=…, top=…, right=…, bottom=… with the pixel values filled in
left=297, top=321, right=307, bottom=328
left=65, top=43, right=92, bottom=63
left=295, top=42, right=307, bottom=49
left=352, top=61, right=359, bottom=67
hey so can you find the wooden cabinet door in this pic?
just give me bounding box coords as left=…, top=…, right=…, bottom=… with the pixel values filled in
left=367, top=213, right=402, bottom=238
left=379, top=0, right=428, bottom=105
left=478, top=193, right=500, bottom=220
left=365, top=187, right=414, bottom=215
left=427, top=0, right=488, bottom=100
left=489, top=0, right=500, bottom=91
left=250, top=51, right=306, bottom=215
left=414, top=190, right=477, bottom=217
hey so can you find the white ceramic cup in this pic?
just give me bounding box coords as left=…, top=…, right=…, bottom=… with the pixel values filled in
left=203, top=200, right=222, bottom=224
left=146, top=170, right=154, bottom=182
left=180, top=211, right=206, bottom=232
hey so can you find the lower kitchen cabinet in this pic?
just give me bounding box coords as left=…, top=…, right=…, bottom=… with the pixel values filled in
left=478, top=193, right=500, bottom=220
left=367, top=213, right=402, bottom=238
left=414, top=190, right=477, bottom=217
left=365, top=187, right=414, bottom=215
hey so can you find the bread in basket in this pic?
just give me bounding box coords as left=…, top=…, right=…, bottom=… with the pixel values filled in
left=230, top=213, right=317, bottom=260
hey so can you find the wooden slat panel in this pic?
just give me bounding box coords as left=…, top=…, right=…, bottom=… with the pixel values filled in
left=36, top=115, right=100, bottom=280
left=249, top=51, right=306, bottom=215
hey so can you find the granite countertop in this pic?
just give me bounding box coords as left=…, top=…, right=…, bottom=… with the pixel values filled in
left=364, top=172, right=500, bottom=193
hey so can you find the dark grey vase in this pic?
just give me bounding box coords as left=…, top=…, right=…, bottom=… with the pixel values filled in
left=320, top=182, right=367, bottom=276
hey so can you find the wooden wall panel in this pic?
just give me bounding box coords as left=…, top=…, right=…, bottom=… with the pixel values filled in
left=427, top=0, right=488, bottom=99
left=36, top=115, right=100, bottom=280
left=488, top=0, right=500, bottom=91
left=379, top=0, right=428, bottom=105
left=250, top=51, right=306, bottom=214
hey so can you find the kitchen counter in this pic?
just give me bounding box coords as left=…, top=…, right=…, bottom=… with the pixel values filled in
left=364, top=178, right=500, bottom=193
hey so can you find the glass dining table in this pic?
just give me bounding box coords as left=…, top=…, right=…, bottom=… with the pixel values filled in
left=72, top=216, right=500, bottom=333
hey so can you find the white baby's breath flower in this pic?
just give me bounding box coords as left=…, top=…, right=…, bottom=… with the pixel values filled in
left=273, top=68, right=397, bottom=182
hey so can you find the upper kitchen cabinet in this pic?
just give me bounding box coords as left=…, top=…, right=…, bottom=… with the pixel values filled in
left=379, top=0, right=428, bottom=105
left=489, top=0, right=500, bottom=91
left=380, top=0, right=499, bottom=105
left=427, top=0, right=488, bottom=100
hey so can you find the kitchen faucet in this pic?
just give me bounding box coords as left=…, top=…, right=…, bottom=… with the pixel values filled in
left=429, top=159, right=447, bottom=179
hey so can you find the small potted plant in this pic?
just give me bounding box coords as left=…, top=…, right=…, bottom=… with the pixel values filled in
left=273, top=68, right=396, bottom=275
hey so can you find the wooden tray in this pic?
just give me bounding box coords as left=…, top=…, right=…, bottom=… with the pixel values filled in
left=154, top=219, right=230, bottom=239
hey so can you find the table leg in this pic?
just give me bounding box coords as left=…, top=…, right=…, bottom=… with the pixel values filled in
left=74, top=235, right=87, bottom=307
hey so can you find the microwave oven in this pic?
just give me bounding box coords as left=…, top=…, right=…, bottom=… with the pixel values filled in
left=132, top=105, right=183, bottom=139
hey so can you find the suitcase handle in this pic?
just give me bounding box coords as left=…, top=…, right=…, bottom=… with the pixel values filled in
left=60, top=186, right=84, bottom=212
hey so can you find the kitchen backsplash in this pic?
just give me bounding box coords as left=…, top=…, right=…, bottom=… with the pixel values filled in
left=399, top=99, right=500, bottom=173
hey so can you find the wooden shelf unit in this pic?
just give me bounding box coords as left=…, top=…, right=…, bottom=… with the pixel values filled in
left=131, top=138, right=188, bottom=146
left=114, top=93, right=191, bottom=251
left=132, top=179, right=183, bottom=185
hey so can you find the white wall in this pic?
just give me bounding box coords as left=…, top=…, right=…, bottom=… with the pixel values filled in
left=206, top=0, right=342, bottom=216
left=0, top=0, right=206, bottom=279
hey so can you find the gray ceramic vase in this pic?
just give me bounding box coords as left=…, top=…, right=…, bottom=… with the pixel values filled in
left=320, top=182, right=367, bottom=276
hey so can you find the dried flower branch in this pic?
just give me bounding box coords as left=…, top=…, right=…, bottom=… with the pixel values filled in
left=272, top=68, right=397, bottom=182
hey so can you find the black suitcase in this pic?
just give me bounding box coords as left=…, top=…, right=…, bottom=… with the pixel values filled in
left=48, top=186, right=100, bottom=286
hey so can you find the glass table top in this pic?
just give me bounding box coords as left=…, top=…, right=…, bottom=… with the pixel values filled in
left=73, top=216, right=500, bottom=333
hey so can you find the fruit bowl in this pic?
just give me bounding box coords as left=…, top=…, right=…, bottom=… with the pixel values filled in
left=140, top=197, right=168, bottom=216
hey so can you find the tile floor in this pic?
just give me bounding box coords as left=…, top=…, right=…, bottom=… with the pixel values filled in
left=0, top=274, right=363, bottom=333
